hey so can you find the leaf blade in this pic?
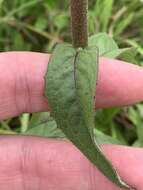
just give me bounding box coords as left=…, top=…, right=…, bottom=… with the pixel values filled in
left=45, top=43, right=130, bottom=189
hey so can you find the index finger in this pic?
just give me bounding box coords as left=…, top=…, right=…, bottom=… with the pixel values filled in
left=0, top=52, right=143, bottom=120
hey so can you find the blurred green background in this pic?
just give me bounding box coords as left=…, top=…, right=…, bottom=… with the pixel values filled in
left=0, top=0, right=143, bottom=147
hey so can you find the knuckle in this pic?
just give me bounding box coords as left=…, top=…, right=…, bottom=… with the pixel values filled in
left=19, top=138, right=32, bottom=190
left=19, top=138, right=41, bottom=190
left=14, top=63, right=31, bottom=113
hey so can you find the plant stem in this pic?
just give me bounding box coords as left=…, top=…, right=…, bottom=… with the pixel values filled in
left=71, top=0, right=88, bottom=48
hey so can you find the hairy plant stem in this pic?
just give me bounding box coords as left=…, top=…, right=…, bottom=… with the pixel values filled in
left=71, top=0, right=88, bottom=48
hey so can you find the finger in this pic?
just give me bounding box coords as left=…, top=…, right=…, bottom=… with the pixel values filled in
left=96, top=57, right=143, bottom=108
left=0, top=52, right=143, bottom=120
left=0, top=136, right=141, bottom=190
left=0, top=52, right=49, bottom=120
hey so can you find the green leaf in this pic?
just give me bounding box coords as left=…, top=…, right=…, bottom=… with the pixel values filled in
left=29, top=112, right=51, bottom=129
left=25, top=112, right=65, bottom=139
left=114, top=13, right=134, bottom=36
left=125, top=39, right=143, bottom=57
left=94, top=0, right=114, bottom=32
left=89, top=33, right=137, bottom=62
left=25, top=111, right=123, bottom=145
left=45, top=0, right=58, bottom=9
left=94, top=129, right=123, bottom=145
left=103, top=48, right=134, bottom=59
left=95, top=108, right=121, bottom=132
left=89, top=33, right=118, bottom=56
left=53, top=13, right=68, bottom=30
left=35, top=17, right=48, bottom=31
left=128, top=105, right=143, bottom=146
left=100, top=0, right=114, bottom=31
left=117, top=47, right=137, bottom=64
left=45, top=43, right=130, bottom=189
left=25, top=114, right=122, bottom=145
left=26, top=124, right=65, bottom=138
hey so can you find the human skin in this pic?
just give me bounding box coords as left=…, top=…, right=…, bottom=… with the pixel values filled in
left=0, top=52, right=143, bottom=190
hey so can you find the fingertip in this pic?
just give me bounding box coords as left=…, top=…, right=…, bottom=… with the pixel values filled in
left=96, top=58, right=143, bottom=108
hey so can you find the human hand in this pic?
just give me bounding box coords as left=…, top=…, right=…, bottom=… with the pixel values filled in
left=0, top=52, right=143, bottom=190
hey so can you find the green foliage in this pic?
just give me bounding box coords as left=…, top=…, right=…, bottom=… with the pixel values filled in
left=25, top=112, right=66, bottom=139
left=0, top=2, right=142, bottom=188
left=0, top=0, right=143, bottom=150
left=25, top=112, right=123, bottom=145
left=44, top=43, right=130, bottom=188
left=94, top=0, right=114, bottom=32
left=89, top=33, right=135, bottom=59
